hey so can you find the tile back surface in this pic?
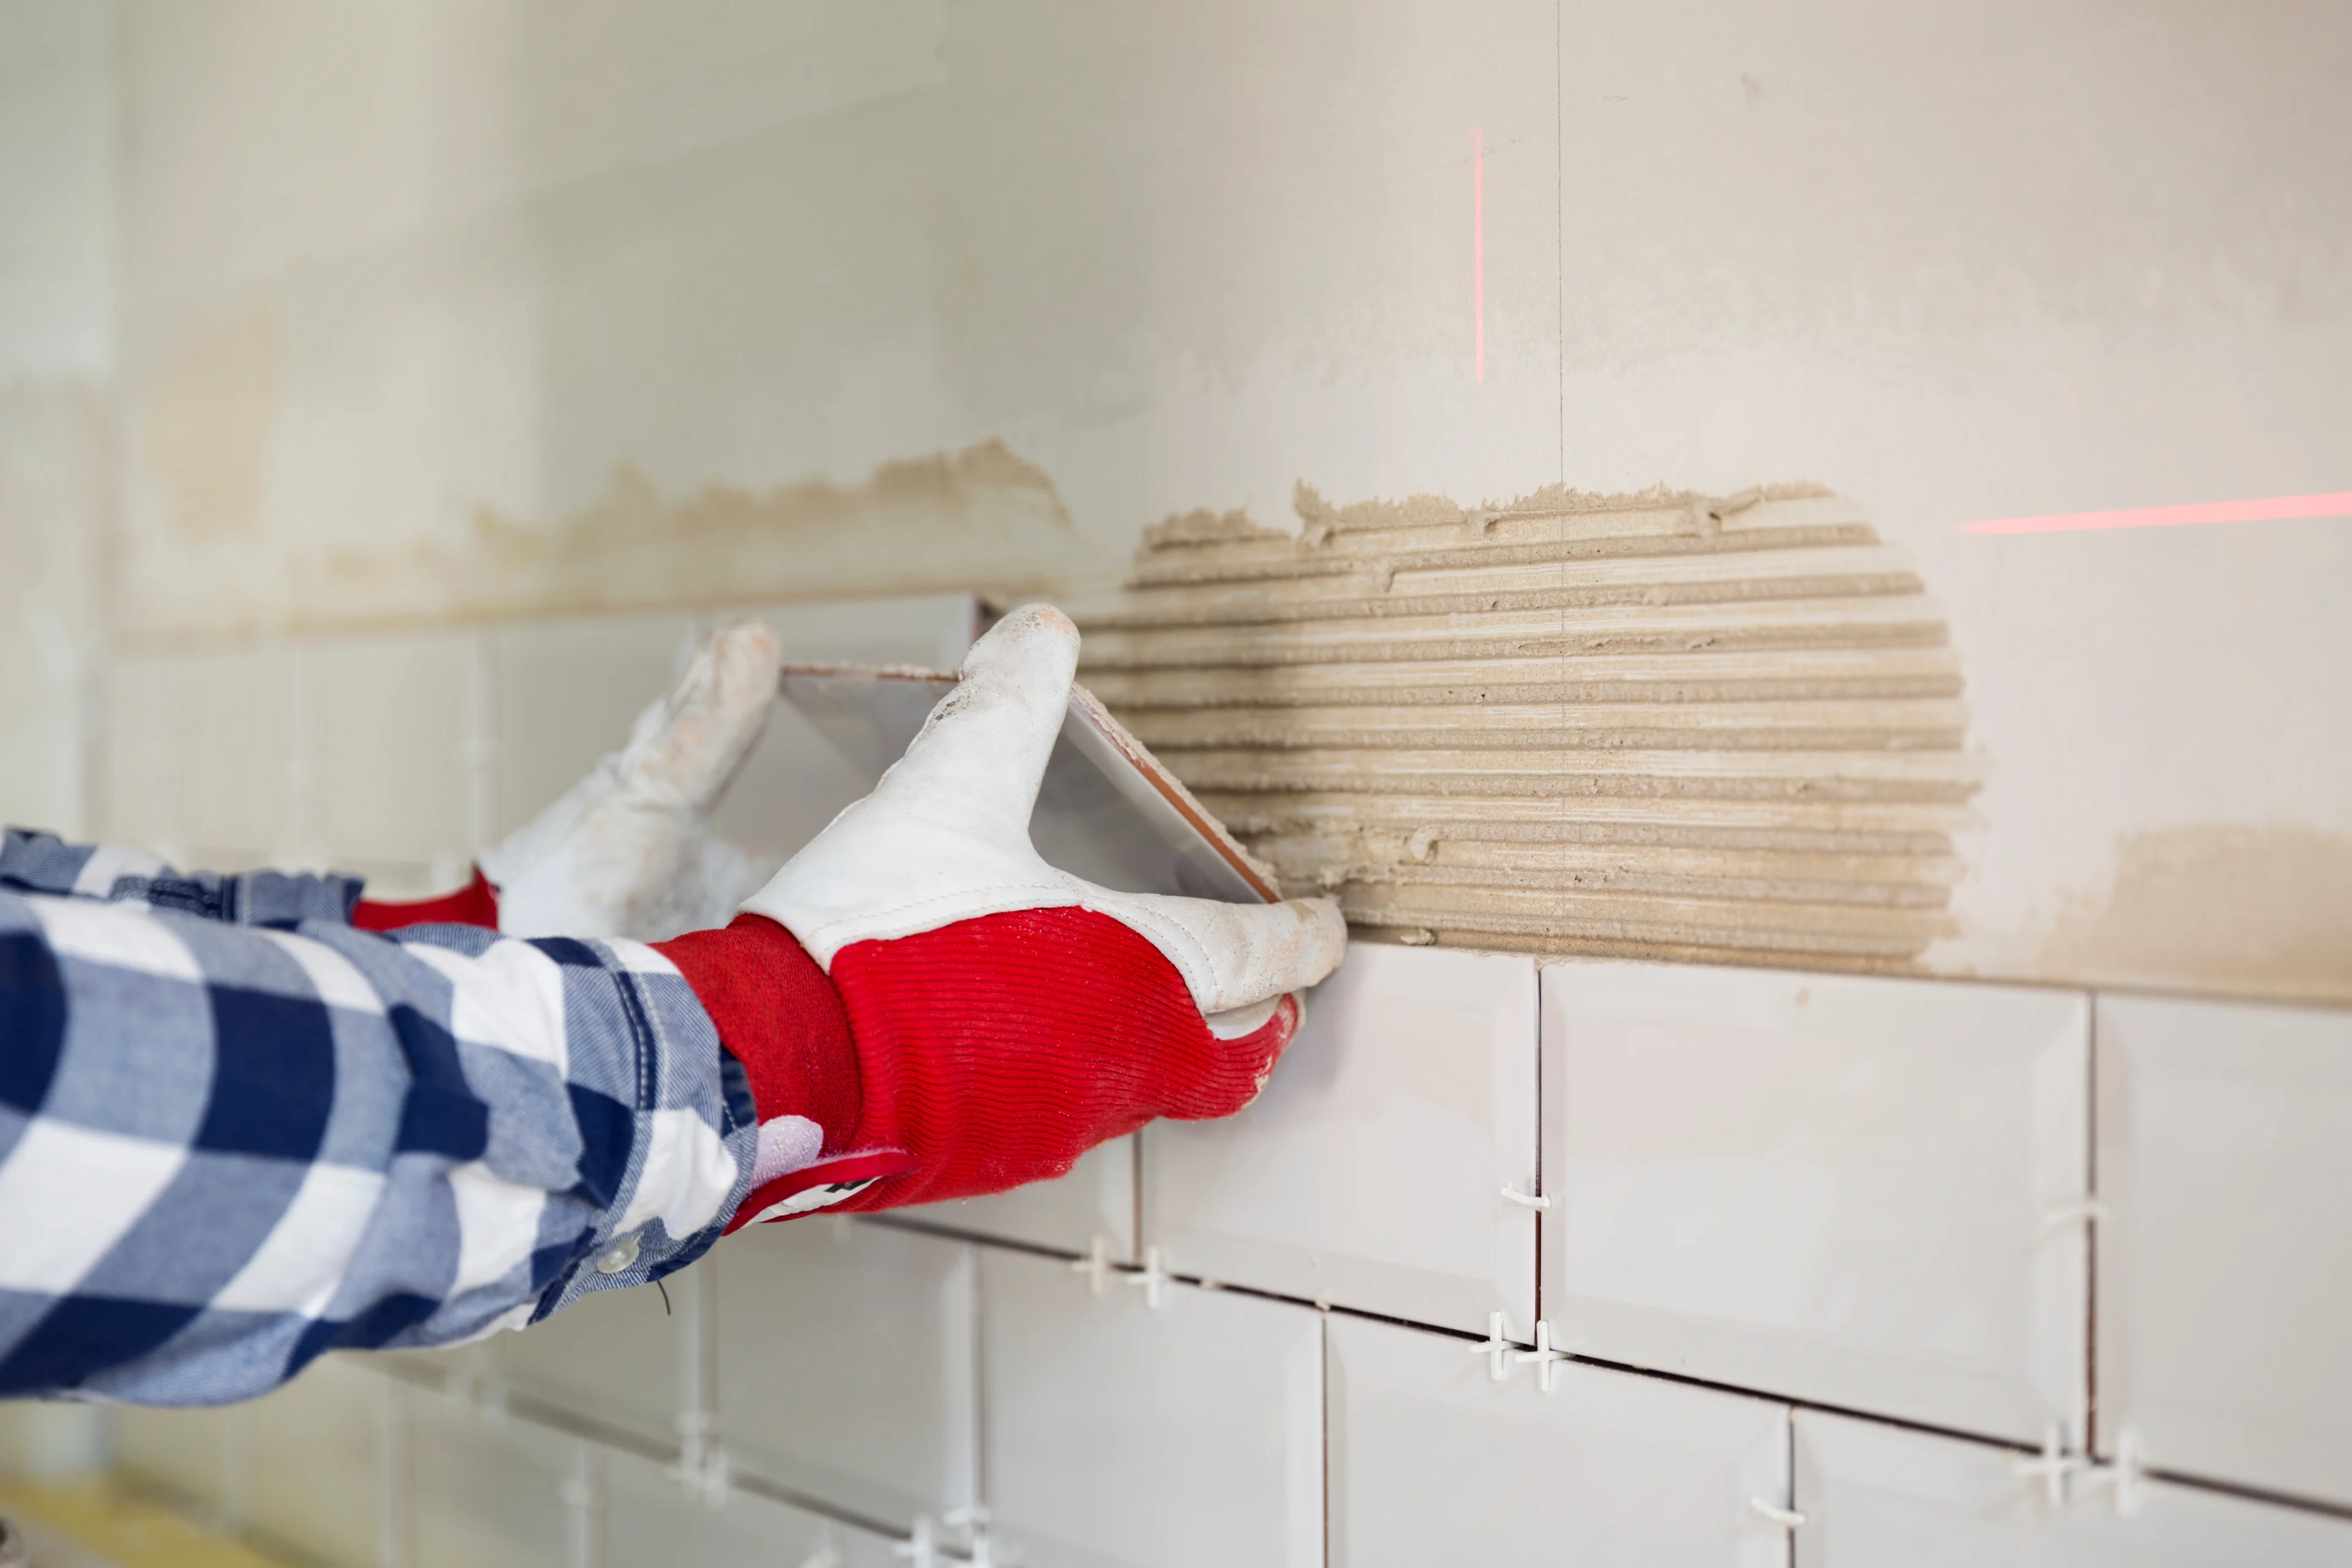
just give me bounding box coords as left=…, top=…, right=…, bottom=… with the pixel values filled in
left=712, top=1216, right=978, bottom=1529
left=707, top=592, right=978, bottom=864
left=980, top=1248, right=1322, bottom=1568
left=1544, top=961, right=2089, bottom=1445
left=1793, top=1409, right=2352, bottom=1566
left=1145, top=944, right=1539, bottom=1334
left=1328, top=1313, right=1789, bottom=1567
left=2097, top=993, right=2352, bottom=1507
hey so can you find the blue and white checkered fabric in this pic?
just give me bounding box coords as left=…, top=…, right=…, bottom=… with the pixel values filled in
left=0, top=831, right=758, bottom=1405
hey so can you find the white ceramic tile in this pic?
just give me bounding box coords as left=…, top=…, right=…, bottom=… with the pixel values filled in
left=1544, top=962, right=2089, bottom=1446
left=100, top=656, right=173, bottom=854
left=110, top=1400, right=239, bottom=1517
left=1793, top=1409, right=2352, bottom=1566
left=603, top=1444, right=902, bottom=1568
left=242, top=1354, right=389, bottom=1568
left=979, top=1246, right=1323, bottom=1568
left=123, top=646, right=300, bottom=861
left=309, top=630, right=476, bottom=872
left=491, top=613, right=694, bottom=839
left=894, top=1136, right=1138, bottom=1261
left=712, top=1216, right=977, bottom=1529
left=407, top=1389, right=576, bottom=1568
left=2096, top=993, right=2352, bottom=1508
left=480, top=1270, right=687, bottom=1447
left=1328, top=1313, right=1790, bottom=1567
left=1144, top=944, right=1539, bottom=1335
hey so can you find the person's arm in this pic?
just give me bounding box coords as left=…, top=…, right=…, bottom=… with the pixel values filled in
left=0, top=620, right=789, bottom=1406
left=0, top=605, right=1345, bottom=1405
left=0, top=882, right=751, bottom=1404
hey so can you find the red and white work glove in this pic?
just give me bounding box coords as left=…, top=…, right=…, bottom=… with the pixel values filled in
left=655, top=604, right=1349, bottom=1224
left=355, top=622, right=785, bottom=941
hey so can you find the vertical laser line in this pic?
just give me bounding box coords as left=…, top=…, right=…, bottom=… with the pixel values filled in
left=1474, top=124, right=1486, bottom=383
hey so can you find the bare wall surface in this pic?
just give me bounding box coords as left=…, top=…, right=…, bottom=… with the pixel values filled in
left=88, top=0, right=2352, bottom=1002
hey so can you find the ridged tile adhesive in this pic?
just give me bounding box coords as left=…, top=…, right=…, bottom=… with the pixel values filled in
left=1071, top=483, right=1980, bottom=970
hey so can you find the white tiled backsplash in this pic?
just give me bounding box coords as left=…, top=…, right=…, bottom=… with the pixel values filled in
left=1144, top=944, right=1540, bottom=1336
left=2095, top=993, right=2352, bottom=1510
left=89, top=596, right=2352, bottom=1562
left=1543, top=960, right=2091, bottom=1449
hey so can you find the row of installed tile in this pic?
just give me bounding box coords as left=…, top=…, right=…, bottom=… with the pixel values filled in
left=904, top=948, right=2352, bottom=1513
left=113, top=1349, right=905, bottom=1567
left=117, top=1227, right=2352, bottom=1567
left=101, top=594, right=981, bottom=890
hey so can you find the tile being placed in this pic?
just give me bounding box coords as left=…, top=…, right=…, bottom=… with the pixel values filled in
left=980, top=1246, right=1322, bottom=1568
left=1544, top=962, right=2089, bottom=1446
left=1328, top=1313, right=1790, bottom=1567
left=712, top=1216, right=978, bottom=1530
left=894, top=1137, right=1138, bottom=1261
left=705, top=593, right=979, bottom=865
left=491, top=613, right=693, bottom=839
left=1144, top=944, right=1539, bottom=1335
left=1793, top=1409, right=2352, bottom=1566
left=2097, top=993, right=2352, bottom=1508
left=241, top=1354, right=390, bottom=1568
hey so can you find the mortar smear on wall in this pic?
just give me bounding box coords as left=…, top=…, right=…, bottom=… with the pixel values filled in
left=119, top=439, right=1098, bottom=644
left=1075, top=482, right=1979, bottom=970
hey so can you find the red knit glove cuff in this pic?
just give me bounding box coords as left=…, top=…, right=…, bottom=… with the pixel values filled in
left=352, top=867, right=501, bottom=932
left=826, top=908, right=1297, bottom=1212
left=654, top=914, right=864, bottom=1150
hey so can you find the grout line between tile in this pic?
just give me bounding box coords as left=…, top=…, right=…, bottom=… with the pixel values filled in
left=2084, top=996, right=2100, bottom=1459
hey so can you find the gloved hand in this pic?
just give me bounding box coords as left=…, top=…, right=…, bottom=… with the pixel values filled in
left=655, top=604, right=1348, bottom=1224
left=355, top=621, right=785, bottom=941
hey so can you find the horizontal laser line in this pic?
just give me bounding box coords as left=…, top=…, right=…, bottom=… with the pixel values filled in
left=1961, top=491, right=2352, bottom=535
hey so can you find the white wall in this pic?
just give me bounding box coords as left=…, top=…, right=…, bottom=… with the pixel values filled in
left=89, top=0, right=2352, bottom=1001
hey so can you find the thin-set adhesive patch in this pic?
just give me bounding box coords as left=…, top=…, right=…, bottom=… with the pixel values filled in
left=1075, top=482, right=1978, bottom=970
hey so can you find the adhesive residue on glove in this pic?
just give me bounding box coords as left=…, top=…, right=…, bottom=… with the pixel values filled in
left=1071, top=481, right=1979, bottom=971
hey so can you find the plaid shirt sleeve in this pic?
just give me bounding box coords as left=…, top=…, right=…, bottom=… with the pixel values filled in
left=0, top=830, right=761, bottom=1405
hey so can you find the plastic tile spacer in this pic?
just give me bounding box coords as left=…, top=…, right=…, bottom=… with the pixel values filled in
left=1499, top=1182, right=1551, bottom=1211
left=893, top=1516, right=938, bottom=1568
left=1467, top=1310, right=1517, bottom=1383
left=1748, top=1497, right=1806, bottom=1529
left=2039, top=1197, right=2109, bottom=1233
left=1513, top=1319, right=1572, bottom=1393
left=2074, top=1429, right=2146, bottom=1518
left=1123, top=1246, right=1172, bottom=1310
left=2010, top=1423, right=2093, bottom=1509
left=1069, top=1235, right=1114, bottom=1297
